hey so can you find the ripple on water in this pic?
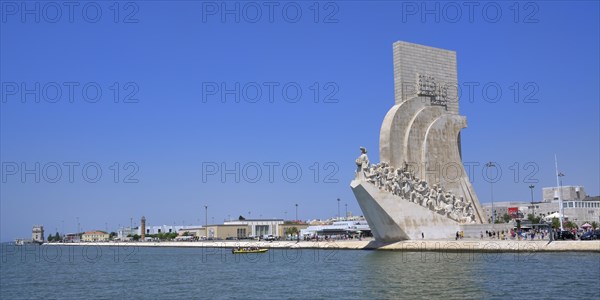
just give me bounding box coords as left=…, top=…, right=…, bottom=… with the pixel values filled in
left=1, top=246, right=598, bottom=299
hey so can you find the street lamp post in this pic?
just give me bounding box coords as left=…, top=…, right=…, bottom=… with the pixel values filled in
left=345, top=203, right=348, bottom=220
left=337, top=198, right=340, bottom=220
left=554, top=154, right=564, bottom=231
left=485, top=162, right=496, bottom=224
left=558, top=172, right=565, bottom=230
left=529, top=184, right=535, bottom=218
left=204, top=205, right=208, bottom=227
left=295, top=204, right=298, bottom=221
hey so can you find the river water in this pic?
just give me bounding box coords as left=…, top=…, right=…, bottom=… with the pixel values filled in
left=1, top=244, right=598, bottom=299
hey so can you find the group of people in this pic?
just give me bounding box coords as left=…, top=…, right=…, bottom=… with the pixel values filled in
left=355, top=148, right=477, bottom=224
left=480, top=229, right=549, bottom=240
left=233, top=247, right=261, bottom=251
left=304, top=234, right=365, bottom=242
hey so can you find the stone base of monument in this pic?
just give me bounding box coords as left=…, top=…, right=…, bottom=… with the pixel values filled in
left=351, top=179, right=461, bottom=241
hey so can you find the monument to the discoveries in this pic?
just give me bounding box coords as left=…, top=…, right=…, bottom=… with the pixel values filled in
left=351, top=41, right=487, bottom=241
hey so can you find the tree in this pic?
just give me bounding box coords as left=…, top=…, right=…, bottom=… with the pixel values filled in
left=565, top=221, right=578, bottom=230
left=132, top=234, right=140, bottom=241
left=285, top=227, right=299, bottom=236
left=499, top=213, right=510, bottom=223
left=592, top=221, right=598, bottom=230
left=551, top=218, right=560, bottom=229
left=527, top=214, right=541, bottom=224
left=47, top=233, right=55, bottom=242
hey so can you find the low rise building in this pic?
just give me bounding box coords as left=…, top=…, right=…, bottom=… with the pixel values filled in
left=301, top=220, right=371, bottom=238
left=482, top=185, right=600, bottom=225
left=177, top=227, right=206, bottom=238
left=205, top=224, right=250, bottom=239
left=542, top=186, right=586, bottom=202
left=143, top=225, right=202, bottom=235
left=82, top=231, right=109, bottom=242
left=277, top=223, right=310, bottom=237
left=117, top=226, right=140, bottom=240
left=482, top=202, right=528, bottom=222
left=224, top=219, right=284, bottom=237
left=63, top=233, right=80, bottom=243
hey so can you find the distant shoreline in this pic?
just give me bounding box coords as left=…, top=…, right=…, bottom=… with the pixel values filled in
left=42, top=240, right=600, bottom=252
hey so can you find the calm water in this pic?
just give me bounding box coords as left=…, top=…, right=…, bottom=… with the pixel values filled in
left=1, top=244, right=599, bottom=299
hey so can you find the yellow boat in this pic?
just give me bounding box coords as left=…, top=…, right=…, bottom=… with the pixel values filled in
left=231, top=248, right=268, bottom=254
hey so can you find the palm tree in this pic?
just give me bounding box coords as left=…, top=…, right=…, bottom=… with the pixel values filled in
left=285, top=227, right=299, bottom=237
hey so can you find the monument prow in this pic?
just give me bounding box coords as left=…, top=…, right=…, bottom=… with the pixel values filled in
left=352, top=41, right=487, bottom=242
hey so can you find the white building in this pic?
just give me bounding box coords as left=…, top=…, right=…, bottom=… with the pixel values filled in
left=223, top=219, right=284, bottom=237
left=117, top=226, right=140, bottom=239
left=301, top=220, right=371, bottom=237
left=543, top=186, right=586, bottom=202
left=482, top=185, right=600, bottom=225
left=143, top=225, right=193, bottom=235
left=534, top=196, right=600, bottom=224
left=482, top=202, right=528, bottom=222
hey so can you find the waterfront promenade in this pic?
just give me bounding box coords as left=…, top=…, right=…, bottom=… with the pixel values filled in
left=45, top=239, right=600, bottom=252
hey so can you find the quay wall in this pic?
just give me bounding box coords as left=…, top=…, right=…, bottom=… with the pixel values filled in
left=44, top=240, right=600, bottom=252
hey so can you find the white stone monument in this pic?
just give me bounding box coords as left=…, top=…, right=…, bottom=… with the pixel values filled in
left=351, top=41, right=487, bottom=242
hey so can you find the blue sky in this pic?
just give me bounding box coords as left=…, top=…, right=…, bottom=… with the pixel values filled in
left=1, top=1, right=598, bottom=241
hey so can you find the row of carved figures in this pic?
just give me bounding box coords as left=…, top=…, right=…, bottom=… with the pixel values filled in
left=356, top=153, right=476, bottom=223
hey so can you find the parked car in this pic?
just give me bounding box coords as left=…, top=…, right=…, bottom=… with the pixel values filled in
left=580, top=230, right=600, bottom=240
left=558, top=230, right=576, bottom=240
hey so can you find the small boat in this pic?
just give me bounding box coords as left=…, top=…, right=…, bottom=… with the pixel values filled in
left=231, top=248, right=268, bottom=254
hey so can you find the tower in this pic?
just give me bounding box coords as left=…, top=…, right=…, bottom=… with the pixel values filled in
left=32, top=225, right=44, bottom=243
left=141, top=216, right=146, bottom=241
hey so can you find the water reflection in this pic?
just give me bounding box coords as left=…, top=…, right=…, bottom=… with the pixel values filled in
left=1, top=245, right=598, bottom=299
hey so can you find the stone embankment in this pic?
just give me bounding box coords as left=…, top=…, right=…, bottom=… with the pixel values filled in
left=46, top=239, right=600, bottom=252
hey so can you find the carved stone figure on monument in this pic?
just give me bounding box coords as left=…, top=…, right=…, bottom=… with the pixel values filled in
left=355, top=147, right=370, bottom=175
